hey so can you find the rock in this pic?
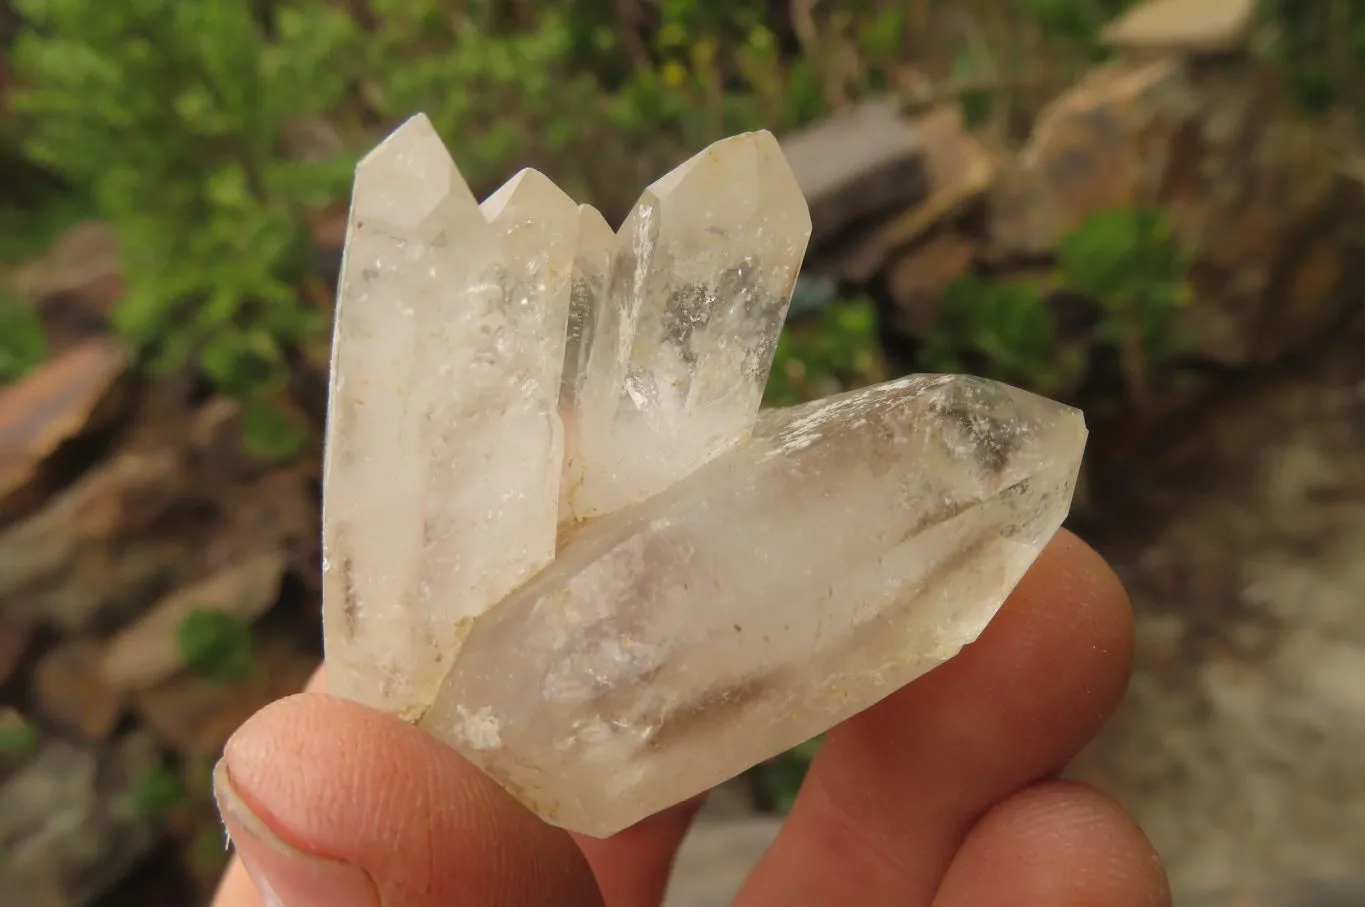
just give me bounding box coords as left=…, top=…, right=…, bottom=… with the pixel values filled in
left=213, top=468, right=318, bottom=589
left=781, top=97, right=928, bottom=249
left=884, top=232, right=977, bottom=337
left=0, top=618, right=33, bottom=686
left=102, top=553, right=286, bottom=692
left=663, top=817, right=783, bottom=907
left=989, top=55, right=1351, bottom=366
left=34, top=639, right=123, bottom=741
left=11, top=222, right=124, bottom=352
left=0, top=733, right=161, bottom=907
left=133, top=636, right=315, bottom=758
left=1102, top=0, right=1256, bottom=56
left=186, top=397, right=266, bottom=485
left=990, top=58, right=1196, bottom=258
left=0, top=338, right=133, bottom=525
left=0, top=450, right=190, bottom=632
left=834, top=105, right=995, bottom=283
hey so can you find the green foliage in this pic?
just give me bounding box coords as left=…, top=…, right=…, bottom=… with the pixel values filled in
left=1059, top=206, right=1192, bottom=370
left=127, top=765, right=186, bottom=818
left=190, top=824, right=231, bottom=874
left=0, top=288, right=48, bottom=385
left=0, top=714, right=39, bottom=756
left=920, top=276, right=1086, bottom=395
left=765, top=299, right=884, bottom=407
left=11, top=0, right=346, bottom=395
left=756, top=736, right=823, bottom=812
left=5, top=0, right=917, bottom=409
left=921, top=205, right=1191, bottom=399
left=0, top=191, right=91, bottom=266
left=1020, top=0, right=1130, bottom=55
left=351, top=0, right=907, bottom=208
left=1263, top=0, right=1365, bottom=115
left=240, top=399, right=309, bottom=463
left=176, top=608, right=255, bottom=685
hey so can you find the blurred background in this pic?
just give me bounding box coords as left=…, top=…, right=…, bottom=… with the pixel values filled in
left=1, top=0, right=1363, bottom=905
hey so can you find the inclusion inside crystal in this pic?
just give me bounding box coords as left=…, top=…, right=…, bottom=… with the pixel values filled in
left=320, top=114, right=1087, bottom=837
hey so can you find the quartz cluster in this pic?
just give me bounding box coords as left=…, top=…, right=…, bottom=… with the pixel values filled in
left=321, top=114, right=1087, bottom=837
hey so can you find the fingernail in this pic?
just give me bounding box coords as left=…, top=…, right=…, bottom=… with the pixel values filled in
left=214, top=760, right=379, bottom=907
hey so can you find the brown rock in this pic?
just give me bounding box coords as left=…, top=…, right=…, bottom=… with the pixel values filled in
left=781, top=97, right=929, bottom=249
left=884, top=233, right=977, bottom=337
left=214, top=467, right=320, bottom=589
left=990, top=58, right=1195, bottom=257
left=134, top=636, right=315, bottom=758
left=0, top=338, right=133, bottom=524
left=12, top=221, right=124, bottom=352
left=33, top=640, right=122, bottom=741
left=1102, top=0, right=1255, bottom=56
left=102, top=553, right=286, bottom=692
left=0, top=619, right=33, bottom=687
left=0, top=450, right=190, bottom=632
left=835, top=105, right=995, bottom=283
left=990, top=55, right=1349, bottom=365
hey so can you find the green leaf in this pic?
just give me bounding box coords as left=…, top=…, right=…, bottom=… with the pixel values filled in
left=0, top=289, right=49, bottom=385
left=176, top=608, right=255, bottom=685
left=127, top=766, right=186, bottom=818
left=0, top=716, right=39, bottom=756
left=240, top=398, right=308, bottom=462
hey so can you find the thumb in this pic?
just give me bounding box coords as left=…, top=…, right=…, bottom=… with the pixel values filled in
left=213, top=689, right=603, bottom=907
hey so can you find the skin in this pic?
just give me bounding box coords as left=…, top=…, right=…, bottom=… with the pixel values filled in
left=211, top=530, right=1170, bottom=907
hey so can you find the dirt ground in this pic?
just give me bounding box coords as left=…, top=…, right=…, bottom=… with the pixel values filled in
left=1068, top=312, right=1365, bottom=901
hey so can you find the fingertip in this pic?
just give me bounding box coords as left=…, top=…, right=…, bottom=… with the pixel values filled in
left=935, top=781, right=1170, bottom=907
left=220, top=692, right=603, bottom=907
left=995, top=529, right=1133, bottom=668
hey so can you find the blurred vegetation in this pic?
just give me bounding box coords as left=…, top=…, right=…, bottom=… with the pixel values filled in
left=1, top=0, right=1360, bottom=409
left=765, top=299, right=885, bottom=406
left=0, top=286, right=47, bottom=383
left=126, top=764, right=187, bottom=819
left=922, top=206, right=1191, bottom=402
left=176, top=608, right=256, bottom=686
left=0, top=711, right=39, bottom=757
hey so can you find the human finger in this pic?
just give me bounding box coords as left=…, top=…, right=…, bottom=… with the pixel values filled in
left=213, top=691, right=604, bottom=907
left=734, top=530, right=1133, bottom=906
left=933, top=780, right=1169, bottom=907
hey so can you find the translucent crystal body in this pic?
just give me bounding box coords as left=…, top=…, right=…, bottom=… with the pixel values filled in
left=321, top=115, right=1088, bottom=835
left=418, top=376, right=1085, bottom=835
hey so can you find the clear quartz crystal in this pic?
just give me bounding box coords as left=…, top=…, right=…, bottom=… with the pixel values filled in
left=560, top=204, right=615, bottom=509
left=419, top=375, right=1086, bottom=836
left=322, top=116, right=1088, bottom=837
left=565, top=131, right=813, bottom=521
left=321, top=116, right=575, bottom=719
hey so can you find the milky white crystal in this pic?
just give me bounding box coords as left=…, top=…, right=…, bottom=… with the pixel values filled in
left=321, top=115, right=577, bottom=718
left=321, top=115, right=1087, bottom=837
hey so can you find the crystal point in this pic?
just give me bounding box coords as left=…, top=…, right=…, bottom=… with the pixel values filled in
left=418, top=375, right=1086, bottom=836
left=567, top=131, right=813, bottom=521
left=322, top=130, right=571, bottom=719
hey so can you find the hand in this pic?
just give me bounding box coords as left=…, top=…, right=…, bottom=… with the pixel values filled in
left=210, top=530, right=1168, bottom=907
